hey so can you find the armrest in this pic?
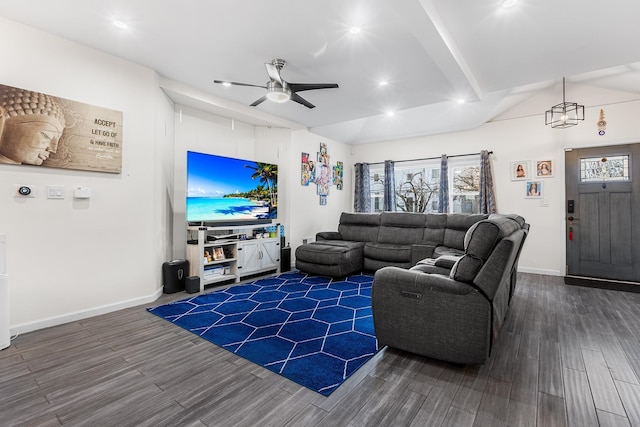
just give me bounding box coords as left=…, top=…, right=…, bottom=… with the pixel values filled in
left=372, top=266, right=492, bottom=364
left=411, top=244, right=436, bottom=265
left=373, top=266, right=475, bottom=296
left=316, top=231, right=342, bottom=241
left=434, top=255, right=460, bottom=270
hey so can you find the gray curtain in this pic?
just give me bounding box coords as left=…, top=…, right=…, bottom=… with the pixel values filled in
left=438, top=154, right=449, bottom=213
left=479, top=150, right=497, bottom=214
left=383, top=160, right=396, bottom=211
left=354, top=163, right=371, bottom=212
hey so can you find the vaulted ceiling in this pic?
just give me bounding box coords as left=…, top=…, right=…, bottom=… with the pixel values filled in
left=2, top=0, right=639, bottom=144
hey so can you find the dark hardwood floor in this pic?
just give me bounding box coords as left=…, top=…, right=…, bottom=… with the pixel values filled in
left=2, top=273, right=640, bottom=426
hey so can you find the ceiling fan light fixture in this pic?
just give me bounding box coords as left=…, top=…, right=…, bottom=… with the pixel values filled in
left=545, top=77, right=584, bottom=129
left=266, top=84, right=291, bottom=103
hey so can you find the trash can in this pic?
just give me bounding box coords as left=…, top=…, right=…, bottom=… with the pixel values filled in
left=162, top=259, right=189, bottom=294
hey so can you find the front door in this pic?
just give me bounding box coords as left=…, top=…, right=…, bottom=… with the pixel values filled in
left=565, top=144, right=640, bottom=282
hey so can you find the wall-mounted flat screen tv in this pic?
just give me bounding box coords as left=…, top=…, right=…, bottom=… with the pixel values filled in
left=186, top=151, right=277, bottom=226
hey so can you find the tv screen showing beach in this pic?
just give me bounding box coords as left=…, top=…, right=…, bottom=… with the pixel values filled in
left=186, top=151, right=278, bottom=224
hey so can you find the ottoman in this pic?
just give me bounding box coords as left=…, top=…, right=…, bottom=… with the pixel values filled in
left=295, top=240, right=364, bottom=278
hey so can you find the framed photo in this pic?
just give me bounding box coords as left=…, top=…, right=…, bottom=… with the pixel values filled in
left=213, top=247, right=225, bottom=260
left=510, top=161, right=530, bottom=181
left=535, top=160, right=553, bottom=177
left=525, top=181, right=543, bottom=198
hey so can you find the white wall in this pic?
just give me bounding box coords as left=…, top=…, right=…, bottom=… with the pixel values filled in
left=352, top=96, right=640, bottom=276
left=289, top=130, right=353, bottom=256
left=0, top=18, right=172, bottom=332
left=170, top=108, right=352, bottom=267
left=171, top=107, right=292, bottom=260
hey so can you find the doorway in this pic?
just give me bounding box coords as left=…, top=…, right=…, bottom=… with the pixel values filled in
left=565, top=144, right=640, bottom=287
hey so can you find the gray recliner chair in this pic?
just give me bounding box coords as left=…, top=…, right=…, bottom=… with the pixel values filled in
left=371, top=215, right=528, bottom=364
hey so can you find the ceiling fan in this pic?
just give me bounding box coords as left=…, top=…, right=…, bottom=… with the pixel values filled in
left=214, top=59, right=339, bottom=109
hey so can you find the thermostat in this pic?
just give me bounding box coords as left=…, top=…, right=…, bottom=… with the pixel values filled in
left=14, top=184, right=37, bottom=198
left=73, top=186, right=92, bottom=199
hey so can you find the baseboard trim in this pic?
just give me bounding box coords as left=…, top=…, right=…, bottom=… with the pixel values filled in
left=12, top=287, right=164, bottom=334
left=564, top=275, right=640, bottom=293
left=518, top=267, right=562, bottom=276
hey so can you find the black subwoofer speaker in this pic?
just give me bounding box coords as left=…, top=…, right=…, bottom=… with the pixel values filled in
left=185, top=276, right=200, bottom=294
left=162, top=259, right=189, bottom=294
left=280, top=246, right=291, bottom=272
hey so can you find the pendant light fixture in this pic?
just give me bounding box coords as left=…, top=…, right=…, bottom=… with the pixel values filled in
left=545, top=77, right=584, bottom=128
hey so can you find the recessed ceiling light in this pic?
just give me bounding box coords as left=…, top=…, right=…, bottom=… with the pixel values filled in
left=379, top=81, right=389, bottom=87
left=386, top=111, right=395, bottom=117
left=222, top=82, right=232, bottom=87
left=349, top=27, right=361, bottom=35
left=113, top=20, right=128, bottom=30
left=457, top=98, right=466, bottom=104
left=502, top=0, right=517, bottom=8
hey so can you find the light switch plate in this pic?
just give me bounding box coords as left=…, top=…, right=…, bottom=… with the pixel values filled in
left=46, top=185, right=65, bottom=199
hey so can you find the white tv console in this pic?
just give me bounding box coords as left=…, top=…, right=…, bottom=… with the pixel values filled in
left=186, top=224, right=280, bottom=292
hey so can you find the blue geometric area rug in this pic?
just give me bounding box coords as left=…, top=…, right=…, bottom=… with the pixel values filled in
left=147, top=271, right=378, bottom=396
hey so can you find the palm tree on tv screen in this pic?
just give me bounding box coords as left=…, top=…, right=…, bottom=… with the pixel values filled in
left=246, top=163, right=277, bottom=208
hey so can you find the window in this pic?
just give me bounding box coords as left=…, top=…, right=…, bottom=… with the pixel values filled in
left=580, top=155, right=630, bottom=183
left=451, top=164, right=480, bottom=214
left=369, top=158, right=481, bottom=213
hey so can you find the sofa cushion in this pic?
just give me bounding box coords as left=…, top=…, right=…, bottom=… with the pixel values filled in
left=450, top=220, right=501, bottom=283
left=489, top=213, right=526, bottom=228
left=423, top=214, right=447, bottom=245
left=377, top=212, right=427, bottom=245
left=443, top=214, right=488, bottom=250
left=295, top=240, right=364, bottom=265
left=364, top=242, right=412, bottom=263
left=337, top=212, right=380, bottom=242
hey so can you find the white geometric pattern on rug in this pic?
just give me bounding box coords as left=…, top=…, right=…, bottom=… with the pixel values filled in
left=148, top=271, right=378, bottom=395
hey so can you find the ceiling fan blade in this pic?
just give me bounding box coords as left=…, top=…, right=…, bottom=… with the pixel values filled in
left=214, top=80, right=266, bottom=89
left=290, top=92, right=316, bottom=109
left=265, top=63, right=283, bottom=85
left=288, top=83, right=339, bottom=92
left=250, top=96, right=268, bottom=107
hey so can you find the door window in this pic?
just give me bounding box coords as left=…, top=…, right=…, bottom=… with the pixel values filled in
left=580, top=155, right=630, bottom=183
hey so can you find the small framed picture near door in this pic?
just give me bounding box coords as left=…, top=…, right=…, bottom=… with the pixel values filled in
left=525, top=181, right=543, bottom=198
left=511, top=161, right=530, bottom=181
left=535, top=160, right=553, bottom=177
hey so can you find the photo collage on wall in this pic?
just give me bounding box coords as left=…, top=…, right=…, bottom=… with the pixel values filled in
left=301, top=142, right=343, bottom=205
left=510, top=159, right=553, bottom=199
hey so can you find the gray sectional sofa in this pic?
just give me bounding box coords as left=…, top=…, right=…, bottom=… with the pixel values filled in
left=295, top=211, right=529, bottom=364
left=372, top=214, right=528, bottom=364
left=295, top=211, right=489, bottom=277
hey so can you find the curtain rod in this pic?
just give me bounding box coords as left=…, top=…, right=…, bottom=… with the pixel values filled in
left=361, top=150, right=492, bottom=167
